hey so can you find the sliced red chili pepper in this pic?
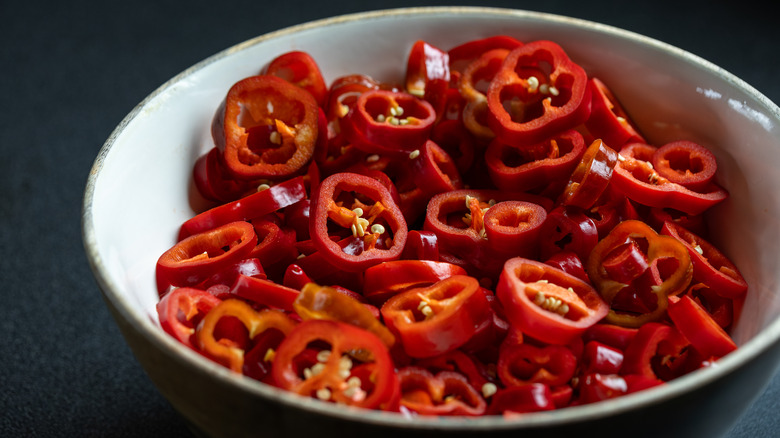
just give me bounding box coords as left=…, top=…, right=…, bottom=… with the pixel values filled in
left=646, top=207, right=707, bottom=237
left=381, top=275, right=492, bottom=358
left=581, top=341, right=624, bottom=375
left=611, top=153, right=728, bottom=215
left=584, top=77, right=645, bottom=149
left=293, top=282, right=395, bottom=348
left=363, top=259, right=466, bottom=305
left=193, top=147, right=258, bottom=203
left=487, top=40, right=591, bottom=147
left=459, top=48, right=512, bottom=140
left=543, top=251, right=589, bottom=284
left=178, top=176, right=306, bottom=240
left=497, top=343, right=577, bottom=387
left=247, top=217, right=298, bottom=281
left=660, top=221, right=747, bottom=299
left=667, top=295, right=737, bottom=358
left=195, top=257, right=266, bottom=291
left=496, top=258, right=609, bottom=345
left=264, top=51, right=328, bottom=108
left=587, top=220, right=693, bottom=327
left=685, top=282, right=733, bottom=329
left=212, top=75, right=319, bottom=180
left=344, top=89, right=436, bottom=157
left=620, top=322, right=689, bottom=381
left=156, top=287, right=222, bottom=349
left=156, top=221, right=258, bottom=294
left=410, top=140, right=464, bottom=196
left=650, top=140, right=718, bottom=192
left=485, top=129, right=586, bottom=193
left=578, top=373, right=628, bottom=404
left=226, top=274, right=300, bottom=312
left=405, top=40, right=451, bottom=120
left=559, top=139, right=618, bottom=209
left=430, top=119, right=476, bottom=175
left=413, top=350, right=491, bottom=390
left=309, top=172, right=407, bottom=272
left=486, top=383, right=555, bottom=415
left=482, top=200, right=547, bottom=257
left=448, top=35, right=523, bottom=74
left=397, top=367, right=487, bottom=416
left=538, top=206, right=599, bottom=263
left=195, top=299, right=297, bottom=372
left=272, top=319, right=396, bottom=409
left=400, top=230, right=440, bottom=261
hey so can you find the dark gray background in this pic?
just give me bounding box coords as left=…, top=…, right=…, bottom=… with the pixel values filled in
left=2, top=0, right=778, bottom=436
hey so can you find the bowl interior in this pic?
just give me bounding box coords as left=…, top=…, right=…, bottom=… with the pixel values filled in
left=84, top=6, right=780, bottom=426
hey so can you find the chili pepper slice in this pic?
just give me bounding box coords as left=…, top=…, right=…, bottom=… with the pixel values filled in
left=486, top=383, right=555, bottom=415
left=486, top=40, right=591, bottom=147
left=620, top=322, right=689, bottom=380
left=497, top=343, right=577, bottom=387
left=459, top=48, right=512, bottom=140
left=178, top=176, right=306, bottom=240
left=381, top=275, right=492, bottom=358
left=226, top=274, right=301, bottom=312
left=482, top=200, right=547, bottom=257
left=293, top=282, right=395, bottom=348
left=448, top=35, right=523, bottom=74
left=587, top=220, right=693, bottom=327
left=581, top=341, right=624, bottom=375
left=193, top=147, right=258, bottom=203
left=583, top=323, right=638, bottom=352
left=559, top=139, right=618, bottom=209
left=309, top=172, right=407, bottom=272
left=397, top=367, right=487, bottom=416
left=650, top=140, right=718, bottom=192
left=264, top=51, right=328, bottom=108
left=660, top=221, right=747, bottom=299
left=430, top=118, right=476, bottom=175
left=413, top=350, right=492, bottom=391
left=544, top=251, right=589, bottom=284
left=410, top=140, right=464, bottom=196
left=400, top=230, right=440, bottom=261
left=195, top=299, right=297, bottom=372
left=156, top=287, right=222, bottom=349
left=212, top=75, right=319, bottom=180
left=156, top=221, right=258, bottom=294
left=344, top=89, right=436, bottom=157
left=538, top=206, right=599, bottom=263
left=668, top=295, right=737, bottom=358
left=272, top=319, right=396, bottom=409
left=584, top=77, right=645, bottom=149
left=485, top=129, right=586, bottom=192
left=363, top=259, right=466, bottom=305
left=405, top=40, right=451, bottom=119
left=496, top=257, right=609, bottom=345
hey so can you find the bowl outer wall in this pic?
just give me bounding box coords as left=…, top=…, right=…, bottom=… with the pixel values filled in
left=82, top=6, right=780, bottom=437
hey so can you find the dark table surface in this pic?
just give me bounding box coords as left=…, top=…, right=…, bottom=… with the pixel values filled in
left=2, top=0, right=779, bottom=436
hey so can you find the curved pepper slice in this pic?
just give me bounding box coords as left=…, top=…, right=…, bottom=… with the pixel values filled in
left=448, top=35, right=523, bottom=74
left=363, top=259, right=466, bottom=305
left=496, top=257, right=609, bottom=345
left=650, top=141, right=718, bottom=192
left=272, top=319, right=396, bottom=410
left=559, top=139, right=618, bottom=209
left=195, top=299, right=298, bottom=372
left=178, top=176, right=306, bottom=240
left=538, top=206, right=599, bottom=263
left=156, top=287, right=222, bottom=348
left=667, top=295, right=737, bottom=358
left=293, top=282, right=395, bottom=348
left=309, top=172, right=408, bottom=272
left=400, top=230, right=440, bottom=261
left=482, top=200, right=547, bottom=256
left=486, top=40, right=591, bottom=147
left=459, top=48, right=512, bottom=140
left=497, top=343, right=577, bottom=387
left=660, top=221, right=747, bottom=299
left=344, top=89, right=436, bottom=157
left=405, top=40, right=451, bottom=119
left=212, top=75, right=319, bottom=180
left=584, top=77, right=645, bottom=149
left=156, top=221, right=258, bottom=294
left=193, top=147, right=258, bottom=203
left=380, top=275, right=491, bottom=358
left=397, top=367, right=487, bottom=416
left=586, top=220, right=693, bottom=327
left=430, top=119, right=476, bottom=175
left=620, top=322, right=689, bottom=380
left=486, top=383, right=555, bottom=415
left=265, top=51, right=328, bottom=107
left=485, top=129, right=586, bottom=192
left=410, top=140, right=464, bottom=196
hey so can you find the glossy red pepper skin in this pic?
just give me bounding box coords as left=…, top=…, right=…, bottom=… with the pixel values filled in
left=410, top=140, right=464, bottom=196
left=496, top=258, right=609, bottom=345
left=482, top=200, right=547, bottom=257
left=661, top=221, right=747, bottom=299
left=650, top=141, right=718, bottom=192
left=363, top=260, right=466, bottom=305
left=156, top=221, right=258, bottom=294
left=156, top=287, right=222, bottom=349
left=381, top=275, right=492, bottom=358
left=668, top=295, right=737, bottom=358
left=397, top=367, right=487, bottom=416
left=538, top=206, right=599, bottom=263
left=227, top=275, right=301, bottom=312
left=193, top=148, right=258, bottom=203
left=178, top=176, right=307, bottom=240
left=264, top=51, right=328, bottom=107
left=400, top=230, right=440, bottom=261
left=405, top=40, right=451, bottom=120
left=487, top=40, right=591, bottom=147
left=344, top=89, right=436, bottom=157
left=272, top=319, right=396, bottom=410
left=212, top=75, right=319, bottom=180
left=581, top=341, right=624, bottom=375
left=487, top=383, right=555, bottom=414
left=448, top=35, right=523, bottom=74
left=620, top=322, right=688, bottom=380
left=497, top=343, right=577, bottom=387
left=559, top=139, right=618, bottom=209
left=544, top=251, right=589, bottom=283
left=485, top=129, right=586, bottom=193
left=309, top=172, right=408, bottom=272
left=248, top=217, right=298, bottom=281
left=430, top=119, right=476, bottom=175
left=459, top=48, right=512, bottom=141
left=584, top=77, right=645, bottom=149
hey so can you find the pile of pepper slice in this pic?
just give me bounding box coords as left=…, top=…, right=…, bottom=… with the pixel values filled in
left=155, top=38, right=747, bottom=416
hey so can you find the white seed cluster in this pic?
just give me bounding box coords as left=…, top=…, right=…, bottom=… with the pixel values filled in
left=533, top=291, right=570, bottom=316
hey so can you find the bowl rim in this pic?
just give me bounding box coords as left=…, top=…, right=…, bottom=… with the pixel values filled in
left=82, top=5, right=780, bottom=431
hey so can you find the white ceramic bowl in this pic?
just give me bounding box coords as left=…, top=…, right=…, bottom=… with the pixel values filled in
left=82, top=7, right=780, bottom=438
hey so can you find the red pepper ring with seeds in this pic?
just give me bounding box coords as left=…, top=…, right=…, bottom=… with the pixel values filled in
left=309, top=172, right=408, bottom=272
